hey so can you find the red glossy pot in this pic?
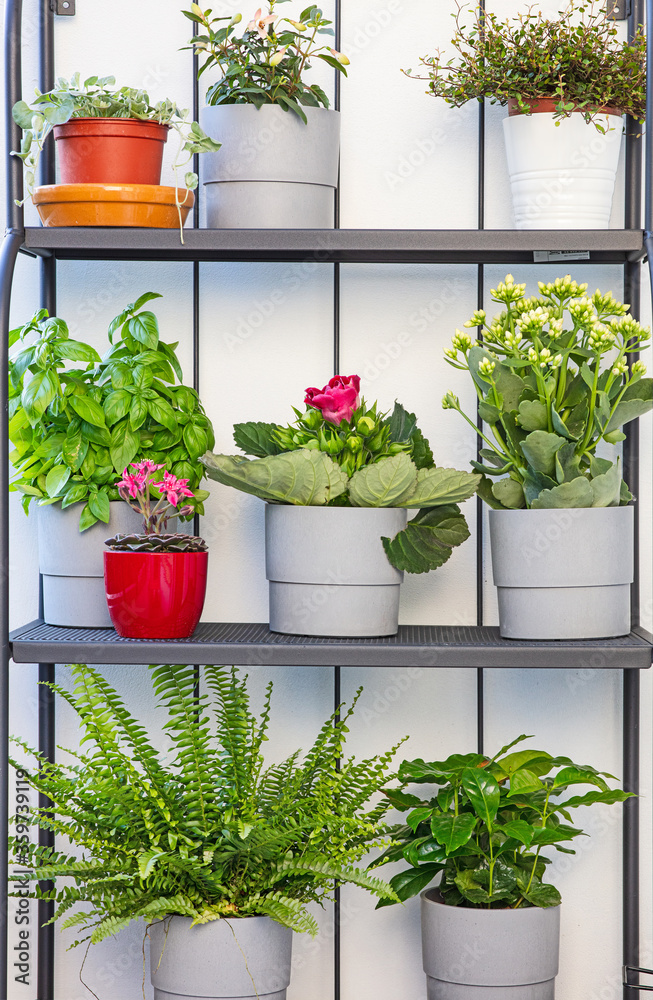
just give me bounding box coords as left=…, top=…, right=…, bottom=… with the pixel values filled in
left=104, top=551, right=208, bottom=639
left=54, top=118, right=169, bottom=185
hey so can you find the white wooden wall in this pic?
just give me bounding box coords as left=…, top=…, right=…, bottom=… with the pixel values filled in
left=1, top=1, right=651, bottom=998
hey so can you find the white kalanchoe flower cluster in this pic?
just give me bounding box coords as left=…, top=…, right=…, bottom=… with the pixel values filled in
left=592, top=289, right=628, bottom=317
left=463, top=310, right=486, bottom=329
left=568, top=297, right=596, bottom=325
left=441, top=392, right=459, bottom=410
left=632, top=360, right=648, bottom=378
left=446, top=329, right=475, bottom=360
left=612, top=359, right=629, bottom=377
left=491, top=274, right=527, bottom=304
left=538, top=276, right=588, bottom=299
left=611, top=316, right=651, bottom=342
left=518, top=307, right=549, bottom=337
left=478, top=357, right=496, bottom=378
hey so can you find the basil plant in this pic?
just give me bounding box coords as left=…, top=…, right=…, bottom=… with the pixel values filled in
left=202, top=375, right=480, bottom=575
left=9, top=293, right=213, bottom=530
left=443, top=275, right=653, bottom=510
left=372, top=734, right=632, bottom=910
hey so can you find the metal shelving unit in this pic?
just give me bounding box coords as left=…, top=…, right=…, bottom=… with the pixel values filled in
left=1, top=0, right=652, bottom=998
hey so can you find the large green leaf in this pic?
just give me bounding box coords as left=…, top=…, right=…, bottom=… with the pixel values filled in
left=348, top=453, right=418, bottom=507
left=430, top=812, right=477, bottom=852
left=552, top=766, right=609, bottom=792
left=68, top=394, right=107, bottom=429
left=491, top=477, right=525, bottom=508
left=127, top=311, right=159, bottom=350
left=202, top=450, right=348, bottom=505
left=531, top=476, right=594, bottom=509
left=148, top=398, right=178, bottom=434
left=378, top=863, right=444, bottom=907
left=521, top=430, right=565, bottom=475
left=45, top=464, right=71, bottom=498
left=516, top=399, right=548, bottom=431
left=507, top=768, right=545, bottom=796
left=110, top=419, right=141, bottom=473
left=22, top=369, right=59, bottom=425
left=398, top=467, right=480, bottom=508
left=382, top=506, right=470, bottom=574
left=461, top=766, right=500, bottom=827
left=589, top=460, right=620, bottom=507
left=56, top=340, right=101, bottom=363
left=517, top=879, right=561, bottom=908
left=103, top=388, right=132, bottom=426
left=501, top=819, right=535, bottom=846
left=233, top=421, right=285, bottom=457
left=605, top=378, right=653, bottom=432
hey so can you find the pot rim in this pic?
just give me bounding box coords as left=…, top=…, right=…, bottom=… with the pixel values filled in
left=421, top=887, right=561, bottom=912
left=53, top=117, right=171, bottom=134
left=506, top=97, right=623, bottom=117
left=488, top=504, right=633, bottom=517
left=103, top=548, right=208, bottom=555
left=201, top=103, right=340, bottom=118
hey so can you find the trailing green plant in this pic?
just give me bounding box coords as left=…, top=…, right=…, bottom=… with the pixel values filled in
left=404, top=2, right=646, bottom=129
left=12, top=73, right=220, bottom=204
left=202, top=374, right=480, bottom=574
left=183, top=2, right=349, bottom=122
left=371, top=734, right=632, bottom=910
left=442, top=275, right=653, bottom=509
left=9, top=292, right=214, bottom=530
left=10, top=663, right=400, bottom=947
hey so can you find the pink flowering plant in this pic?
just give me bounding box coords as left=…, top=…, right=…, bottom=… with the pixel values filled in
left=182, top=2, right=349, bottom=122
left=202, top=376, right=480, bottom=575
left=106, top=460, right=208, bottom=553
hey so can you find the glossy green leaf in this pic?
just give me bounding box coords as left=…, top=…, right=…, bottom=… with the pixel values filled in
left=109, top=419, right=141, bottom=474
left=348, top=453, right=417, bottom=507
left=68, top=394, right=107, bottom=429
left=430, top=812, right=477, bottom=852
left=461, top=766, right=500, bottom=826
left=127, top=311, right=159, bottom=350
left=45, top=464, right=71, bottom=498
left=22, top=369, right=59, bottom=425
left=382, top=507, right=470, bottom=574
left=88, top=490, right=111, bottom=524
left=233, top=421, right=285, bottom=457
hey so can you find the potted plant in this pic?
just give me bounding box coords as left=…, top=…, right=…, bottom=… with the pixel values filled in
left=104, top=460, right=209, bottom=638
left=12, top=73, right=220, bottom=234
left=202, top=374, right=479, bottom=637
left=441, top=274, right=653, bottom=640
left=9, top=292, right=213, bottom=628
left=404, top=3, right=645, bottom=228
left=182, top=2, right=348, bottom=228
left=371, top=734, right=632, bottom=998
left=10, top=663, right=401, bottom=999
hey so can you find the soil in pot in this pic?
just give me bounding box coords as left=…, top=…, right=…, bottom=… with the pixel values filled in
left=54, top=118, right=169, bottom=185
left=104, top=550, right=208, bottom=638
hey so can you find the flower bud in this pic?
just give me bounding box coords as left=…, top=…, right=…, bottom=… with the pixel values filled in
left=356, top=415, right=376, bottom=436
left=191, top=2, right=203, bottom=14
left=288, top=19, right=307, bottom=30
left=269, top=46, right=288, bottom=67
left=346, top=434, right=363, bottom=454
left=330, top=47, right=350, bottom=65
left=230, top=12, right=243, bottom=24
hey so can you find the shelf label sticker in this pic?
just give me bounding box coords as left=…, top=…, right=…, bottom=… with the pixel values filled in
left=533, top=250, right=591, bottom=263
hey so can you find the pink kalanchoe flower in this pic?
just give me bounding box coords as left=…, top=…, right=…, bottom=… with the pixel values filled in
left=153, top=471, right=195, bottom=508
left=118, top=467, right=148, bottom=499
left=131, top=459, right=164, bottom=476
left=305, top=375, right=361, bottom=425
left=247, top=7, right=276, bottom=39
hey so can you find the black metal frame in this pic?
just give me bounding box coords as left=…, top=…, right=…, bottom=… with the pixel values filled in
left=1, top=0, right=651, bottom=997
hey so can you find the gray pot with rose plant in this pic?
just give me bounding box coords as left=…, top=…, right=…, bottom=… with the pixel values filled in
left=371, top=734, right=632, bottom=998
left=202, top=374, right=479, bottom=637
left=183, top=3, right=348, bottom=228
left=404, top=3, right=645, bottom=228
left=8, top=294, right=213, bottom=628
left=10, top=663, right=401, bottom=1000
left=442, top=274, right=653, bottom=640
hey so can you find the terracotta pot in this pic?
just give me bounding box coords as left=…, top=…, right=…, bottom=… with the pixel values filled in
left=507, top=97, right=622, bottom=117
left=33, top=183, right=194, bottom=228
left=53, top=117, right=169, bottom=185
left=104, top=550, right=208, bottom=638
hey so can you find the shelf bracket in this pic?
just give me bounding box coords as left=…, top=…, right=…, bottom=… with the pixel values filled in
left=608, top=0, right=630, bottom=18
left=52, top=0, right=75, bottom=15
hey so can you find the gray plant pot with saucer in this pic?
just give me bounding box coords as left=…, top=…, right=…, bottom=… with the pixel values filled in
left=200, top=104, right=340, bottom=228
left=421, top=889, right=560, bottom=999
left=149, top=914, right=293, bottom=1000
left=37, top=501, right=143, bottom=628
left=265, top=505, right=407, bottom=637
left=488, top=506, right=634, bottom=640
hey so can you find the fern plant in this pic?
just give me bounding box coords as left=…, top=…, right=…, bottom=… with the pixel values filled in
left=9, top=664, right=400, bottom=949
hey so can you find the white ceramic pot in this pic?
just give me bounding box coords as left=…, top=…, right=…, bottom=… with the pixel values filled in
left=149, top=915, right=293, bottom=1000
left=502, top=106, right=623, bottom=229
left=488, top=506, right=634, bottom=640
left=265, top=505, right=407, bottom=637
left=200, top=104, right=340, bottom=228
left=421, top=890, right=560, bottom=999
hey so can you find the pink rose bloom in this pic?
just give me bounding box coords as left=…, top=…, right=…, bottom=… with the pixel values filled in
left=305, top=375, right=361, bottom=425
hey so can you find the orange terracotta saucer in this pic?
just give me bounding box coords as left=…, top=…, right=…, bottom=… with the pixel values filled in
left=33, top=183, right=195, bottom=228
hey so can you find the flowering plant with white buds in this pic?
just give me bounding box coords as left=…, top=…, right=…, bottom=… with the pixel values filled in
left=443, top=275, right=653, bottom=509
left=182, top=2, right=349, bottom=122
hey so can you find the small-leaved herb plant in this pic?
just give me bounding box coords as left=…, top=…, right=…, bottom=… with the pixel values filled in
left=9, top=293, right=213, bottom=530
left=10, top=663, right=399, bottom=946
left=442, top=275, right=652, bottom=510
left=183, top=2, right=349, bottom=122
left=372, top=734, right=631, bottom=909
left=202, top=375, right=480, bottom=574
left=404, top=2, right=645, bottom=130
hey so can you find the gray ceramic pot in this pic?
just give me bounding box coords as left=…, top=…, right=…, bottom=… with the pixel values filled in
left=199, top=104, right=340, bottom=228
left=421, top=890, right=560, bottom=999
left=488, top=506, right=634, bottom=640
left=149, top=915, right=293, bottom=1000
left=265, top=505, right=407, bottom=637
left=37, top=502, right=142, bottom=628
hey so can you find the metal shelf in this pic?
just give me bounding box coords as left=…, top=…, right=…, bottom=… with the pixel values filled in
left=21, top=227, right=646, bottom=264
left=9, top=620, right=653, bottom=669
